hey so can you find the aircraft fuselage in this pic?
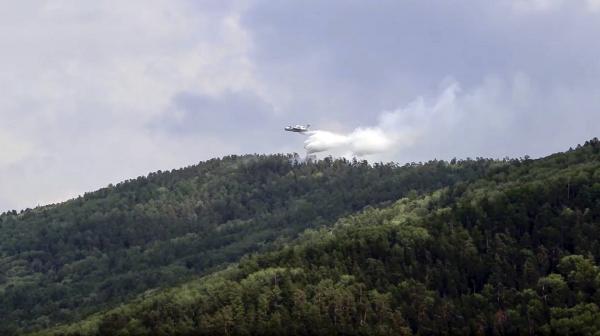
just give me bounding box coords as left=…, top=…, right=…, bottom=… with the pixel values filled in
left=284, top=124, right=310, bottom=133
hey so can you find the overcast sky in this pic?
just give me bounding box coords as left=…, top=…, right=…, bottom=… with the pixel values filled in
left=1, top=0, right=600, bottom=211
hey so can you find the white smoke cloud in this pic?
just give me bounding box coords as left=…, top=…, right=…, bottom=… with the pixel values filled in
left=303, top=82, right=460, bottom=157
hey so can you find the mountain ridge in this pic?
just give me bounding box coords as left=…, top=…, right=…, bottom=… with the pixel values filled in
left=1, top=152, right=501, bottom=334
left=31, top=138, right=600, bottom=335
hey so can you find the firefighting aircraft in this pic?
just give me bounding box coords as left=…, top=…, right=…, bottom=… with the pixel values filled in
left=284, top=124, right=310, bottom=133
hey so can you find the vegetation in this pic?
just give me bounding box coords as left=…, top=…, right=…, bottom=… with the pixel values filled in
left=5, top=139, right=600, bottom=335
left=0, top=153, right=493, bottom=334
left=35, top=138, right=600, bottom=335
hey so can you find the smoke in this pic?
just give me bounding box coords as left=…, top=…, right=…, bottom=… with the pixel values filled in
left=304, top=82, right=460, bottom=157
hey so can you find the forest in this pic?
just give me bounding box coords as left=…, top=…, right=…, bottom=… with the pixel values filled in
left=1, top=152, right=491, bottom=334
left=2, top=138, right=600, bottom=335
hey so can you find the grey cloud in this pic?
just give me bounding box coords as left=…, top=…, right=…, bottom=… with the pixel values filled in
left=244, top=1, right=600, bottom=87
left=149, top=90, right=298, bottom=154
left=158, top=90, right=274, bottom=134
left=240, top=0, right=600, bottom=158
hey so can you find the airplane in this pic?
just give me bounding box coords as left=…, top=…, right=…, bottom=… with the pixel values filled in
left=284, top=124, right=310, bottom=133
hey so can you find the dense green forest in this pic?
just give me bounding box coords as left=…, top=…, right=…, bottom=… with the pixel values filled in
left=26, top=138, right=600, bottom=336
left=0, top=153, right=495, bottom=335
left=3, top=139, right=600, bottom=335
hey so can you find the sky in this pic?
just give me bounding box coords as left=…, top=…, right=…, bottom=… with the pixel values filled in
left=1, top=0, right=600, bottom=211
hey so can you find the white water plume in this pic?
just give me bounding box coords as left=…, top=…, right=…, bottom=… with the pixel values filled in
left=304, top=128, right=393, bottom=156
left=303, top=82, right=460, bottom=157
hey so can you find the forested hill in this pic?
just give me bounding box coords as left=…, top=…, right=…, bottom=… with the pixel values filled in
left=29, top=138, right=600, bottom=335
left=1, top=153, right=496, bottom=334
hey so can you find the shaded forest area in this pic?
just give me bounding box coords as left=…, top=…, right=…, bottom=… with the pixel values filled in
left=34, top=138, right=600, bottom=335
left=1, top=152, right=494, bottom=334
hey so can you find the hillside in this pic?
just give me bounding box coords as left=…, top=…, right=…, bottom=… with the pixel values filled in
left=0, top=153, right=495, bottom=334
left=29, top=139, right=600, bottom=335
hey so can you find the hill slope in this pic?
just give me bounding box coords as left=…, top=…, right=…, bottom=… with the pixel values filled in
left=0, top=153, right=495, bottom=334
left=35, top=139, right=600, bottom=335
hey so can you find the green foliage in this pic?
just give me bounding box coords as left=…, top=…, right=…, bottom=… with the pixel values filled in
left=31, top=138, right=600, bottom=335
left=0, top=153, right=492, bottom=334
